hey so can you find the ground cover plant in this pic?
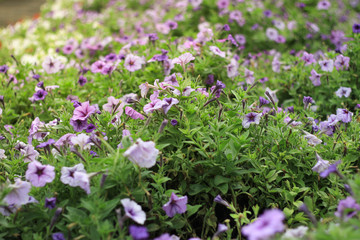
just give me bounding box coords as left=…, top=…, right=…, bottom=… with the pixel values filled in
left=0, top=0, right=360, bottom=239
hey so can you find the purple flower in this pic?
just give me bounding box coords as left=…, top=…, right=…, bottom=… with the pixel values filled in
left=25, top=160, right=55, bottom=187
left=161, top=98, right=179, bottom=114
left=335, top=196, right=360, bottom=221
left=209, top=46, right=226, bottom=58
left=336, top=108, right=353, bottom=123
left=45, top=197, right=56, bottom=209
left=52, top=232, right=65, bottom=240
left=105, top=53, right=118, bottom=62
left=214, top=195, right=230, bottom=207
left=312, top=152, right=330, bottom=173
left=214, top=223, right=228, bottom=237
left=0, top=65, right=9, bottom=74
left=86, top=124, right=96, bottom=133
left=259, top=97, right=270, bottom=108
left=301, top=52, right=316, bottom=66
left=309, top=69, right=321, bottom=86
left=263, top=10, right=272, bottom=17
left=42, top=56, right=62, bottom=74
left=33, top=90, right=48, bottom=101
left=72, top=101, right=96, bottom=121
left=36, top=139, right=55, bottom=148
left=317, top=0, right=331, bottom=10
left=353, top=23, right=360, bottom=34
left=60, top=163, right=86, bottom=187
left=73, top=172, right=91, bottom=194
left=242, top=112, right=261, bottom=128
left=162, top=192, right=188, bottom=218
left=91, top=60, right=106, bottom=73
left=303, top=96, right=314, bottom=109
left=303, top=131, right=322, bottom=146
left=242, top=209, right=285, bottom=240
left=319, top=160, right=341, bottom=178
left=223, top=24, right=230, bottom=31
left=334, top=55, right=350, bottom=70
left=335, top=87, right=351, bottom=98
left=124, top=139, right=159, bottom=168
left=166, top=20, right=178, bottom=30
left=319, top=59, right=334, bottom=72
left=171, top=119, right=178, bottom=126
left=70, top=118, right=88, bottom=132
left=121, top=198, right=146, bottom=224
left=125, top=107, right=145, bottom=120
left=124, top=54, right=144, bottom=72
left=20, top=145, right=39, bottom=162
left=129, top=225, right=149, bottom=240
left=4, top=179, right=31, bottom=206
left=78, top=75, right=87, bottom=86
left=172, top=53, right=195, bottom=72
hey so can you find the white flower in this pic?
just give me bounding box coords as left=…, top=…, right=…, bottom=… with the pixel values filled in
left=312, top=153, right=330, bottom=173
left=282, top=226, right=308, bottom=239
left=124, top=139, right=159, bottom=168
left=61, top=163, right=86, bottom=187
left=0, top=149, right=6, bottom=159
left=71, top=133, right=93, bottom=150
left=121, top=198, right=146, bottom=224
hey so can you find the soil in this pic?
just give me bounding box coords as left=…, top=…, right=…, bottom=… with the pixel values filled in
left=0, top=0, right=45, bottom=27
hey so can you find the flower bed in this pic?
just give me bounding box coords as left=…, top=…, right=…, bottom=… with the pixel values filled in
left=0, top=0, right=360, bottom=239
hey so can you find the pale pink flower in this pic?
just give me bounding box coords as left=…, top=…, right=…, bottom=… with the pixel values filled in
left=124, top=139, right=159, bottom=168
left=209, top=46, right=225, bottom=58
left=4, top=179, right=31, bottom=206
left=172, top=53, right=195, bottom=72
left=125, top=107, right=145, bottom=120
left=42, top=56, right=62, bottom=74
left=124, top=54, right=144, bottom=72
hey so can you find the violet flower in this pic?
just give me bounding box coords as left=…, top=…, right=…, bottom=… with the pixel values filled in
left=334, top=55, right=350, bottom=70
left=312, top=152, right=330, bottom=173
left=0, top=65, right=9, bottom=74
left=336, top=108, right=353, bottom=123
left=172, top=52, right=195, bottom=72
left=124, top=54, right=144, bottom=72
left=335, top=87, right=351, bottom=98
left=33, top=89, right=48, bottom=101
left=214, top=195, right=230, bottom=207
left=242, top=209, right=285, bottom=240
left=242, top=112, right=261, bottom=128
left=309, top=69, right=321, bottom=86
left=45, top=197, right=56, bottom=209
left=42, top=56, right=62, bottom=74
left=209, top=46, right=226, bottom=58
left=52, top=233, right=65, bottom=240
left=72, top=101, right=96, bottom=121
left=121, top=198, right=146, bottom=224
left=70, top=118, right=88, bottom=132
left=259, top=97, right=270, bottom=108
left=60, top=163, right=86, bottom=186
left=319, top=160, right=342, bottom=178
left=20, top=145, right=39, bottom=162
left=353, top=23, right=360, bottom=34
left=129, top=225, right=149, bottom=240
left=319, top=59, right=334, bottom=72
left=78, top=75, right=87, bottom=86
left=125, top=106, right=145, bottom=120
left=162, top=192, right=188, bottom=218
left=303, top=96, right=314, bottom=109
left=4, top=179, right=31, bottom=206
left=335, top=196, right=360, bottom=221
left=25, top=160, right=55, bottom=187
left=124, top=139, right=159, bottom=168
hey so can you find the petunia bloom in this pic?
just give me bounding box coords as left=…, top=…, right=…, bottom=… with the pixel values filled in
left=309, top=69, right=321, bottom=86
left=42, top=56, right=62, bottom=74
left=172, top=53, right=195, bottom=72
left=335, top=196, right=360, bottom=221
left=242, top=112, right=261, bottom=128
left=319, top=59, right=334, bottom=72
left=162, top=192, right=188, bottom=218
left=129, top=225, right=149, bottom=240
left=312, top=152, right=330, bottom=173
left=72, top=101, right=96, bottom=121
left=335, top=87, right=351, bottom=98
left=121, top=198, right=146, bottom=224
left=124, top=54, right=144, bottom=72
left=25, top=161, right=55, bottom=187
left=242, top=209, right=285, bottom=240
left=125, top=107, right=145, bottom=120
left=4, top=179, right=31, bottom=206
left=336, top=108, right=353, bottom=123
left=124, top=139, right=159, bottom=168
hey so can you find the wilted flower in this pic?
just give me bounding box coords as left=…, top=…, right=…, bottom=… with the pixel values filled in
left=124, top=139, right=159, bottom=168
left=319, top=160, right=342, bottom=178
left=312, top=152, right=330, bottom=173
left=303, top=131, right=322, bottom=146
left=121, top=198, right=146, bottom=224
left=214, top=195, right=230, bottom=207
left=125, top=106, right=145, bottom=120
left=335, top=196, right=360, bottom=221
left=242, top=209, right=285, bottom=240
left=162, top=192, right=188, bottom=218
left=25, top=160, right=55, bottom=187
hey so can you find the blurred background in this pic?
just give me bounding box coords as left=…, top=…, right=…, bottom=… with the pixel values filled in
left=0, top=0, right=45, bottom=27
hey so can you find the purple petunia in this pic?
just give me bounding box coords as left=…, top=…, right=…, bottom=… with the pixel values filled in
left=33, top=89, right=48, bottom=101
left=335, top=87, right=351, bottom=98
left=4, top=178, right=31, bottom=207
left=242, top=112, right=261, bottom=128
left=336, top=108, right=353, bottom=123
left=353, top=23, right=360, bottom=34
left=162, top=192, right=188, bottom=218
left=319, top=59, right=334, bottom=72
left=309, top=69, right=321, bottom=86
left=125, top=106, right=145, bottom=120
left=312, top=152, right=330, bottom=173
left=129, top=225, right=149, bottom=240
left=335, top=196, right=360, bottom=221
left=124, top=139, right=159, bottom=168
left=25, top=160, right=55, bottom=187
left=121, top=198, right=146, bottom=224
left=60, top=163, right=86, bottom=187
left=319, top=160, right=341, bottom=178
left=72, top=101, right=96, bottom=121
left=45, top=197, right=57, bottom=209
left=242, top=209, right=285, bottom=240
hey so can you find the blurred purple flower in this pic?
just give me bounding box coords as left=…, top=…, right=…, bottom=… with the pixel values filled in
left=335, top=196, right=360, bottom=221
left=124, top=139, right=159, bottom=168
left=33, top=90, right=48, bottom=101
left=129, top=225, right=149, bottom=240
left=25, top=160, right=55, bottom=187
left=121, top=198, right=146, bottom=224
left=162, top=192, right=188, bottom=218
left=45, top=197, right=56, bottom=209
